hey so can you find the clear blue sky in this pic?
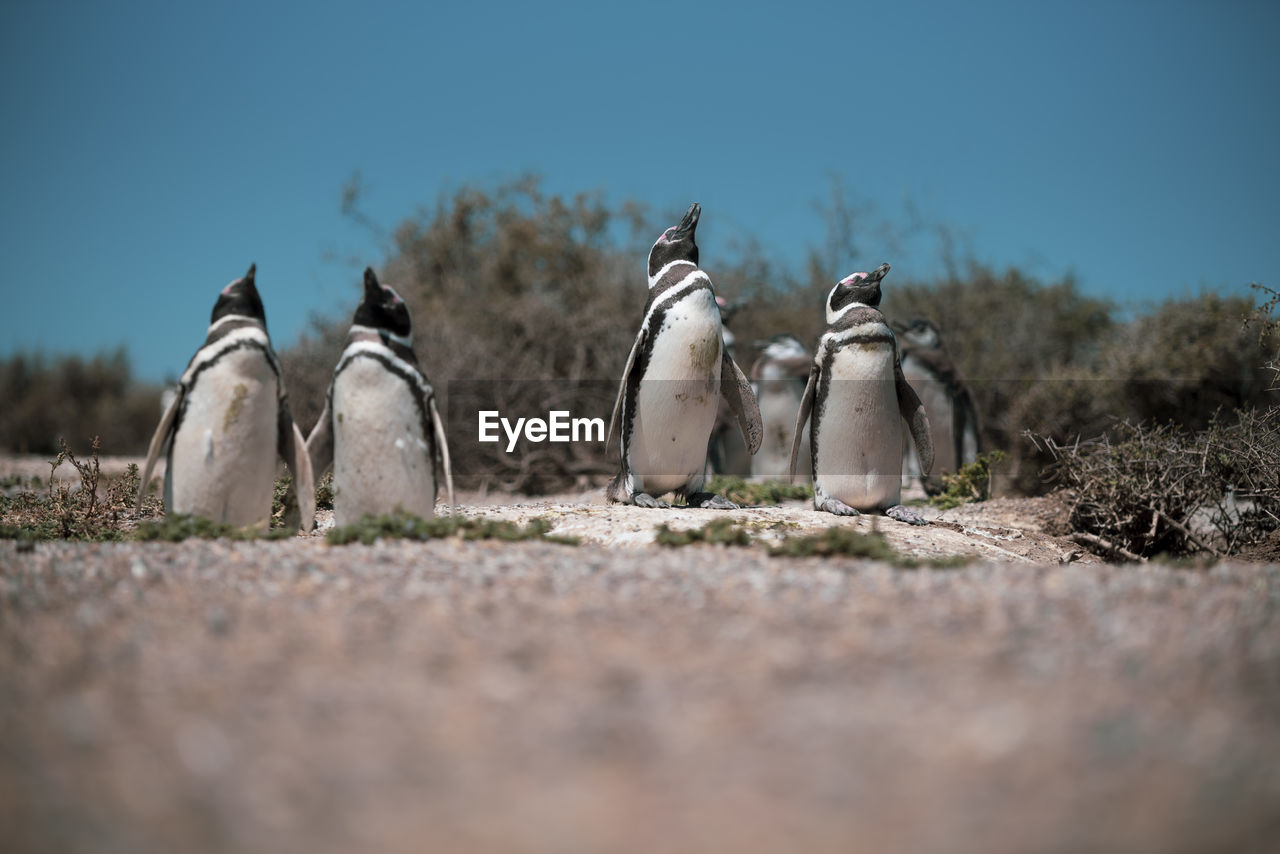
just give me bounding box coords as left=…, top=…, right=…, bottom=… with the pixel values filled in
left=2, top=0, right=1277, bottom=381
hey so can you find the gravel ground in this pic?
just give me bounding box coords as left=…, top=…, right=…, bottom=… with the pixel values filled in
left=2, top=534, right=1278, bottom=854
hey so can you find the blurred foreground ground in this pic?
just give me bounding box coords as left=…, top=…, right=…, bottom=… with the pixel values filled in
left=2, top=456, right=1279, bottom=852
left=3, top=539, right=1279, bottom=853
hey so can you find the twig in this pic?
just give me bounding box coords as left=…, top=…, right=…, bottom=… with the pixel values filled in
left=1071, top=532, right=1147, bottom=563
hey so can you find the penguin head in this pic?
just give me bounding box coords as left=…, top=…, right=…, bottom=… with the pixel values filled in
left=755, top=333, right=808, bottom=362
left=893, top=318, right=942, bottom=351
left=826, top=263, right=890, bottom=322
left=648, top=202, right=701, bottom=280
left=210, top=263, right=267, bottom=328
left=750, top=333, right=811, bottom=380
left=353, top=267, right=413, bottom=342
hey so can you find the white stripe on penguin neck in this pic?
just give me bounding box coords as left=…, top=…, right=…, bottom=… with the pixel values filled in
left=181, top=325, right=276, bottom=385
left=648, top=259, right=698, bottom=288
left=336, top=339, right=433, bottom=397
left=643, top=270, right=713, bottom=329
left=350, top=323, right=413, bottom=348
left=206, top=313, right=264, bottom=334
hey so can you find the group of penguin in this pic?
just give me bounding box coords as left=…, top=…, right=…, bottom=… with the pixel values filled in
left=137, top=265, right=452, bottom=533
left=137, top=202, right=978, bottom=532
left=718, top=318, right=979, bottom=495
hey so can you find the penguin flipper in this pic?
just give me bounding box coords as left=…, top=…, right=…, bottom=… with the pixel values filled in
left=291, top=422, right=316, bottom=533
left=607, top=328, right=646, bottom=453
left=305, top=393, right=335, bottom=479
left=277, top=401, right=315, bottom=533
left=137, top=386, right=183, bottom=511
left=720, top=351, right=763, bottom=455
left=789, top=366, right=818, bottom=484
left=895, top=360, right=934, bottom=477
left=429, top=395, right=456, bottom=515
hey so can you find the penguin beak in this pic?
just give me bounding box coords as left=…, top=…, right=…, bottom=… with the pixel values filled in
left=362, top=267, right=381, bottom=302
left=671, top=202, right=701, bottom=240
left=222, top=263, right=257, bottom=296
left=865, top=263, right=890, bottom=283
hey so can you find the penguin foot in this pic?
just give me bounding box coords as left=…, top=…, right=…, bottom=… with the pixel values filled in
left=886, top=505, right=929, bottom=526
left=633, top=492, right=671, bottom=509
left=687, top=492, right=739, bottom=511
left=818, top=498, right=861, bottom=516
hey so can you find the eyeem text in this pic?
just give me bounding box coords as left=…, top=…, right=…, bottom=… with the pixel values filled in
left=478, top=410, right=606, bottom=453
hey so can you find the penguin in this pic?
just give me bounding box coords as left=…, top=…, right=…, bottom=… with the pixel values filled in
left=706, top=295, right=753, bottom=477
left=749, top=333, right=812, bottom=482
left=892, top=317, right=981, bottom=494
left=137, top=264, right=315, bottom=532
left=606, top=203, right=763, bottom=509
left=789, top=264, right=933, bottom=524
left=305, top=267, right=454, bottom=526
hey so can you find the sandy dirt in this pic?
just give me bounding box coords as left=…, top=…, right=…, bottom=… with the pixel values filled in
left=2, top=457, right=1279, bottom=853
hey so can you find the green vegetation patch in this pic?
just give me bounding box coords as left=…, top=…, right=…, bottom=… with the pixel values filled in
left=654, top=518, right=754, bottom=547
left=653, top=517, right=972, bottom=569
left=314, top=471, right=335, bottom=510
left=135, top=515, right=294, bottom=542
left=269, top=471, right=337, bottom=528
left=769, top=526, right=972, bottom=569
left=930, top=451, right=1006, bottom=510
left=704, top=475, right=813, bottom=506
left=327, top=511, right=579, bottom=546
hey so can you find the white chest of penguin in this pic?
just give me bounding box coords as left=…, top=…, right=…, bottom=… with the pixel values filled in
left=637, top=297, right=723, bottom=415
left=169, top=349, right=278, bottom=522
left=630, top=291, right=723, bottom=483
left=330, top=357, right=435, bottom=522
left=814, top=339, right=903, bottom=507
left=645, top=290, right=724, bottom=382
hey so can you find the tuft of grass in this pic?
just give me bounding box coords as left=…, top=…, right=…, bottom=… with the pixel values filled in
left=326, top=511, right=580, bottom=546
left=134, top=514, right=294, bottom=542
left=315, top=471, right=335, bottom=510
left=271, top=474, right=293, bottom=528
left=930, top=451, right=1006, bottom=511
left=654, top=517, right=754, bottom=547
left=269, top=471, right=336, bottom=526
left=704, top=475, right=813, bottom=506
left=768, top=526, right=972, bottom=569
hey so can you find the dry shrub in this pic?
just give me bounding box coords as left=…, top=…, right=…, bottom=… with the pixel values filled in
left=1033, top=411, right=1280, bottom=560
left=0, top=437, right=160, bottom=541
left=884, top=278, right=1277, bottom=494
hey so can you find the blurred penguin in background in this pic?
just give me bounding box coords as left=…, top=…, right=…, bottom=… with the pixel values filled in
left=893, top=317, right=981, bottom=494
left=750, top=333, right=812, bottom=483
